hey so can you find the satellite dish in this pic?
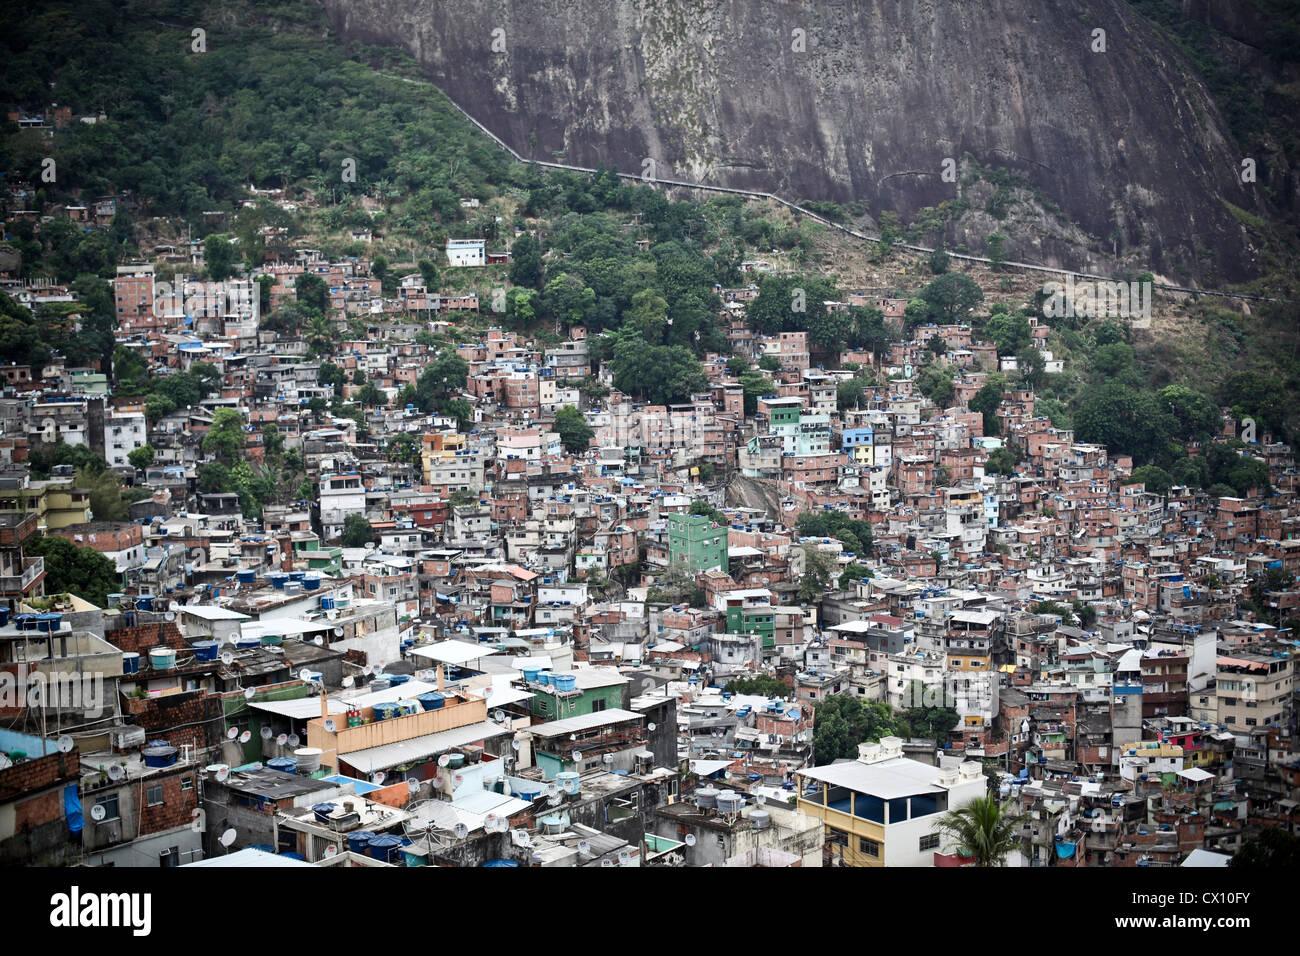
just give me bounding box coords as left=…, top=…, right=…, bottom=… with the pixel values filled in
left=226, top=727, right=239, bottom=740
left=333, top=627, right=343, bottom=637
left=288, top=734, right=299, bottom=747
left=57, top=735, right=74, bottom=754
left=578, top=840, right=591, bottom=855
left=239, top=731, right=252, bottom=744
left=260, top=726, right=273, bottom=740
left=547, top=793, right=562, bottom=806
left=90, top=804, right=107, bottom=822
left=165, top=611, right=176, bottom=622
left=453, top=823, right=469, bottom=840
left=684, top=833, right=697, bottom=847
left=244, top=686, right=255, bottom=699
left=407, top=779, right=420, bottom=794
left=371, top=772, right=386, bottom=785
left=603, top=754, right=614, bottom=764
left=313, top=636, right=325, bottom=646
left=323, top=844, right=338, bottom=858
left=222, top=652, right=235, bottom=666
left=219, top=828, right=237, bottom=848
left=276, top=734, right=288, bottom=746
left=756, top=794, right=766, bottom=806
left=323, top=719, right=337, bottom=733
left=572, top=751, right=583, bottom=762
left=216, top=767, right=230, bottom=782
left=169, top=601, right=181, bottom=612
left=342, top=676, right=355, bottom=688
left=484, top=813, right=500, bottom=832
left=299, top=668, right=314, bottom=682
left=510, top=739, right=521, bottom=751
left=493, top=709, right=506, bottom=723
left=362, top=665, right=373, bottom=676
left=617, top=848, right=631, bottom=864
left=438, top=754, right=450, bottom=768
left=453, top=773, right=465, bottom=787
left=545, top=783, right=558, bottom=797
left=647, top=722, right=657, bottom=732
left=601, top=859, right=615, bottom=867
left=510, top=829, right=532, bottom=847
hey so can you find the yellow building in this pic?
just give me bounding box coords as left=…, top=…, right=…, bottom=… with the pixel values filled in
left=0, top=477, right=92, bottom=531
left=796, top=737, right=986, bottom=867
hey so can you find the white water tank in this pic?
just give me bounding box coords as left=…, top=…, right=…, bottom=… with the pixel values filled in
left=749, top=809, right=772, bottom=830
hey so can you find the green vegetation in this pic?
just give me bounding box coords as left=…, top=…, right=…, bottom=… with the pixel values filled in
left=27, top=535, right=120, bottom=608
left=935, top=796, right=1020, bottom=867
left=795, top=509, right=874, bottom=557
left=723, top=675, right=788, bottom=697
left=554, top=405, right=594, bottom=455
left=341, top=513, right=374, bottom=548
left=812, top=691, right=959, bottom=764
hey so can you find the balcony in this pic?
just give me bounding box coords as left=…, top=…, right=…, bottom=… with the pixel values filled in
left=0, top=556, right=44, bottom=595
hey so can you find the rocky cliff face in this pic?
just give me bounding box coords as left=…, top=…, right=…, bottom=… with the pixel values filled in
left=322, top=0, right=1277, bottom=283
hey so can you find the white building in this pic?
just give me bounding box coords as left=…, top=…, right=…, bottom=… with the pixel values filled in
left=104, top=409, right=148, bottom=469
left=445, top=239, right=486, bottom=267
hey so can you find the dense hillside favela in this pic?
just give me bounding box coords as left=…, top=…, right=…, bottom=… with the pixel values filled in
left=1, top=0, right=1300, bottom=875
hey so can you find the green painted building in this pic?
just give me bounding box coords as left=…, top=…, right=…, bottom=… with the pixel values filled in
left=528, top=669, right=628, bottom=721
left=294, top=538, right=343, bottom=576
left=726, top=605, right=776, bottom=649
left=667, top=512, right=729, bottom=573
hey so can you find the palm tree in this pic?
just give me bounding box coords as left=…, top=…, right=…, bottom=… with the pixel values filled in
left=935, top=796, right=1020, bottom=867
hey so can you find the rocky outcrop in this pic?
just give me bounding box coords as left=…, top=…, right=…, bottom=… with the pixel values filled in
left=323, top=0, right=1279, bottom=283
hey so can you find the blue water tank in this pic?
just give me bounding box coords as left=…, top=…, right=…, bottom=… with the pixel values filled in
left=269, top=573, right=288, bottom=590
left=237, top=570, right=256, bottom=584
left=135, top=596, right=154, bottom=611
left=417, top=692, right=445, bottom=711
left=367, top=834, right=403, bottom=863
left=303, top=576, right=321, bottom=591
left=122, top=652, right=140, bottom=674
left=142, top=745, right=178, bottom=768
left=515, top=783, right=543, bottom=801
left=320, top=596, right=335, bottom=610
left=552, top=674, right=577, bottom=693
left=386, top=674, right=410, bottom=687
left=0, top=606, right=9, bottom=627
left=267, top=758, right=298, bottom=775
left=373, top=702, right=401, bottom=721
left=482, top=859, right=519, bottom=867
left=36, top=612, right=63, bottom=632
left=193, top=640, right=219, bottom=662
left=347, top=831, right=376, bottom=854
left=521, top=665, right=542, bottom=683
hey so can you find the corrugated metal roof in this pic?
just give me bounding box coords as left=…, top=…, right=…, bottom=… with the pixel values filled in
left=528, top=708, right=644, bottom=738
left=341, top=720, right=510, bottom=774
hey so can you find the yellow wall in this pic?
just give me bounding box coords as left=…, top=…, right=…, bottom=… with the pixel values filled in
left=797, top=790, right=888, bottom=868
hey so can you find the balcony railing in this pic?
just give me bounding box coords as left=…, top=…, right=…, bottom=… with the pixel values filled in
left=0, top=556, right=44, bottom=594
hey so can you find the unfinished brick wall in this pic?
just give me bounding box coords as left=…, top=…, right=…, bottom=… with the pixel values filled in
left=121, top=690, right=224, bottom=757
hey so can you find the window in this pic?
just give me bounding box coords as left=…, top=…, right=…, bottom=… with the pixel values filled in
left=920, top=834, right=940, bottom=851
left=95, top=794, right=120, bottom=822
left=859, top=837, right=880, bottom=857
left=591, top=699, right=606, bottom=713
left=181, top=777, right=194, bottom=791
left=147, top=785, right=164, bottom=806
